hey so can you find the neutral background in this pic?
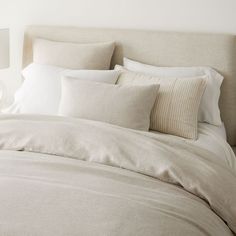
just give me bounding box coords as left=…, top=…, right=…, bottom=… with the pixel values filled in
left=0, top=0, right=236, bottom=106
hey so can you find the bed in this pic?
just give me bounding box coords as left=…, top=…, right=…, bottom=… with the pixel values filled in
left=0, top=26, right=235, bottom=236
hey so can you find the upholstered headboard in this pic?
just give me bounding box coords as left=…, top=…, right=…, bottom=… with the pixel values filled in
left=23, top=26, right=236, bottom=145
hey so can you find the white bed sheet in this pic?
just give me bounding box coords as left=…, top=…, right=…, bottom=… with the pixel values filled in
left=150, top=123, right=235, bottom=170
left=199, top=123, right=227, bottom=140
left=194, top=123, right=226, bottom=152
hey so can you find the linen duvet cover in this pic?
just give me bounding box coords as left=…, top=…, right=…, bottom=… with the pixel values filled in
left=0, top=114, right=235, bottom=236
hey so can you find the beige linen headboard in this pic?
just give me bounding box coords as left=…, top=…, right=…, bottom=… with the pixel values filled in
left=23, top=26, right=236, bottom=146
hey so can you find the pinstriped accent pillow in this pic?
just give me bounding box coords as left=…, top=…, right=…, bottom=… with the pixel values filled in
left=115, top=66, right=207, bottom=139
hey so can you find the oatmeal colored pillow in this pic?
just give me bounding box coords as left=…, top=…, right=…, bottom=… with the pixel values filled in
left=59, top=78, right=159, bottom=131
left=33, top=38, right=115, bottom=70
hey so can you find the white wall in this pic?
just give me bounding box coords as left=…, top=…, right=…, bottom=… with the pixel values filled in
left=0, top=0, right=236, bottom=106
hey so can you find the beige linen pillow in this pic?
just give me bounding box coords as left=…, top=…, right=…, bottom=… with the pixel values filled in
left=33, top=38, right=115, bottom=69
left=115, top=65, right=207, bottom=139
left=59, top=77, right=159, bottom=131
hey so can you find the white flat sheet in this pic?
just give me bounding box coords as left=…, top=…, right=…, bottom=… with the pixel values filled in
left=193, top=123, right=228, bottom=158
left=150, top=123, right=235, bottom=170
left=199, top=123, right=227, bottom=140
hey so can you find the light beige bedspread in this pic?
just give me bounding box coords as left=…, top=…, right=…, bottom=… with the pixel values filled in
left=0, top=114, right=235, bottom=236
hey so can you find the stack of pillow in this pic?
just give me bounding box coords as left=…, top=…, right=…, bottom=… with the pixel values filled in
left=7, top=38, right=224, bottom=140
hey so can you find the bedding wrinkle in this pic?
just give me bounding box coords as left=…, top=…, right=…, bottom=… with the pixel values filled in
left=0, top=114, right=235, bottom=235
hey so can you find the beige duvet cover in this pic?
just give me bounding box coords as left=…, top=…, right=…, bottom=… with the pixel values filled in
left=0, top=114, right=235, bottom=236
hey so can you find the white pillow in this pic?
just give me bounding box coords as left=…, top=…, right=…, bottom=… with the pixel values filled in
left=14, top=63, right=120, bottom=115
left=115, top=66, right=207, bottom=139
left=123, top=57, right=223, bottom=126
left=33, top=38, right=115, bottom=70
left=59, top=78, right=159, bottom=131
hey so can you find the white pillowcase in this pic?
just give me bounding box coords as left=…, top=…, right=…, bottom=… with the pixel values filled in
left=59, top=78, right=159, bottom=131
left=33, top=38, right=115, bottom=70
left=14, top=63, right=120, bottom=115
left=123, top=57, right=223, bottom=126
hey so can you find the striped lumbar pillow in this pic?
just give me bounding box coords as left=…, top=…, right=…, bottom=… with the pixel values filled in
left=115, top=65, right=206, bottom=139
